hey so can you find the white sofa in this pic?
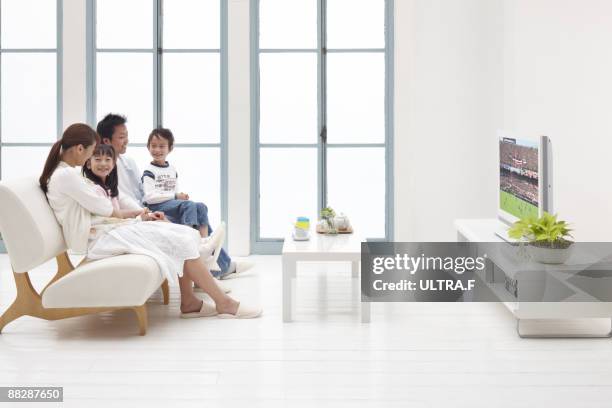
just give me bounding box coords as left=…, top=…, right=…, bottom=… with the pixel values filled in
left=0, top=178, right=169, bottom=335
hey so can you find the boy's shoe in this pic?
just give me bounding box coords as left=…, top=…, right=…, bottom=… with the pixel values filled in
left=199, top=222, right=225, bottom=262
left=219, top=260, right=255, bottom=280
left=202, top=255, right=221, bottom=273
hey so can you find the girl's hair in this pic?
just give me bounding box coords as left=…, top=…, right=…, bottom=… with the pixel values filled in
left=39, top=123, right=100, bottom=193
left=82, top=144, right=119, bottom=198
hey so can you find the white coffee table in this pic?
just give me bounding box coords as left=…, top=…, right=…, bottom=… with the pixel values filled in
left=282, top=231, right=370, bottom=323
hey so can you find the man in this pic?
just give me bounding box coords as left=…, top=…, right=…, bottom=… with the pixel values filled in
left=97, top=113, right=249, bottom=279
left=95, top=114, right=143, bottom=210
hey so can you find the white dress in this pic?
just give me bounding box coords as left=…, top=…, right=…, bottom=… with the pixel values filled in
left=87, top=220, right=201, bottom=283
left=47, top=162, right=201, bottom=283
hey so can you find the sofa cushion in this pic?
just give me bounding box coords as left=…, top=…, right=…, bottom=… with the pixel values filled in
left=0, top=178, right=66, bottom=273
left=42, top=255, right=164, bottom=308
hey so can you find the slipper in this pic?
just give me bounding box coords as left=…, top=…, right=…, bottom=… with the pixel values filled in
left=180, top=301, right=218, bottom=319
left=217, top=303, right=263, bottom=319
left=199, top=222, right=226, bottom=263
left=220, top=260, right=255, bottom=280
left=210, top=222, right=225, bottom=266
left=194, top=280, right=231, bottom=294
left=197, top=254, right=222, bottom=274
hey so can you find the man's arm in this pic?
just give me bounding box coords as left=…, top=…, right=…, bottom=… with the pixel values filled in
left=128, top=156, right=145, bottom=201
left=118, top=193, right=143, bottom=211
left=117, top=155, right=145, bottom=204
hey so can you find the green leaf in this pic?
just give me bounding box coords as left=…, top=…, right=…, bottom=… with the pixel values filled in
left=510, top=212, right=572, bottom=244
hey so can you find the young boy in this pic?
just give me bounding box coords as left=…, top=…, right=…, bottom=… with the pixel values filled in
left=142, top=127, right=211, bottom=238
left=142, top=126, right=253, bottom=280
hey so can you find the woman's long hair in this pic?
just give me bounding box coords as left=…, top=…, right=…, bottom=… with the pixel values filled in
left=39, top=123, right=99, bottom=193
left=82, top=144, right=119, bottom=198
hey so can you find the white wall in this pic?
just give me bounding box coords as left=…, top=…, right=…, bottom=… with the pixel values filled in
left=62, top=0, right=87, bottom=128
left=394, top=0, right=504, bottom=241
left=227, top=0, right=251, bottom=255
left=503, top=0, right=612, bottom=241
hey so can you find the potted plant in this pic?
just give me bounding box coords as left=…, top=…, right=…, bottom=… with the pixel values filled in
left=508, top=212, right=574, bottom=264
left=320, top=206, right=337, bottom=235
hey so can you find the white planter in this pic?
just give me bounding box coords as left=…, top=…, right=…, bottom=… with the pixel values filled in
left=527, top=244, right=573, bottom=264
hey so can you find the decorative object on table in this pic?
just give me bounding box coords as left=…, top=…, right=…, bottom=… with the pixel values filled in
left=334, top=213, right=352, bottom=233
left=320, top=206, right=337, bottom=235
left=316, top=207, right=354, bottom=234
left=292, top=216, right=311, bottom=241
left=316, top=219, right=330, bottom=234
left=508, top=212, right=573, bottom=264
left=295, top=216, right=310, bottom=230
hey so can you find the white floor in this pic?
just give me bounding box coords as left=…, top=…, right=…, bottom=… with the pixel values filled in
left=2, top=255, right=612, bottom=408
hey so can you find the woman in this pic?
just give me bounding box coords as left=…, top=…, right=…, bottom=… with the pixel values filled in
left=39, top=123, right=260, bottom=319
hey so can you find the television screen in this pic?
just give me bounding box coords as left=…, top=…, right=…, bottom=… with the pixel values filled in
left=499, top=137, right=539, bottom=220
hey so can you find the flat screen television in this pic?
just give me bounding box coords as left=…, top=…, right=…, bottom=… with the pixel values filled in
left=498, top=133, right=553, bottom=227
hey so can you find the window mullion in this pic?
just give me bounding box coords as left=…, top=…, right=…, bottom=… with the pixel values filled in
left=154, top=0, right=162, bottom=128
left=220, top=0, right=229, bottom=229
left=318, top=0, right=328, bottom=214
left=385, top=0, right=394, bottom=241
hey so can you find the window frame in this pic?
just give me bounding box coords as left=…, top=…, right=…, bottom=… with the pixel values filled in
left=86, top=0, right=228, bottom=227
left=0, top=0, right=64, bottom=180
left=250, top=0, right=394, bottom=254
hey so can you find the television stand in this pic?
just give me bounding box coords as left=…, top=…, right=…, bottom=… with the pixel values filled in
left=455, top=218, right=612, bottom=338
left=494, top=224, right=522, bottom=244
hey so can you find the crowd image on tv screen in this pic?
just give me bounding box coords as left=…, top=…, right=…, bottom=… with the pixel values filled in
left=499, top=140, right=539, bottom=207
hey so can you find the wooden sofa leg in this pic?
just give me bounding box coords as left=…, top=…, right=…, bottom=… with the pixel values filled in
left=133, top=305, right=148, bottom=336
left=0, top=272, right=42, bottom=333
left=0, top=300, right=25, bottom=334
left=161, top=280, right=170, bottom=305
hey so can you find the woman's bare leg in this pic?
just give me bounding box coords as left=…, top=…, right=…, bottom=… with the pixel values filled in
left=178, top=275, right=204, bottom=313
left=193, top=223, right=209, bottom=290
left=182, top=258, right=239, bottom=315
left=193, top=225, right=206, bottom=290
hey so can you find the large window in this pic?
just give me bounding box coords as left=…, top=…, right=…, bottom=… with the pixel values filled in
left=88, top=0, right=227, bottom=226
left=0, top=0, right=62, bottom=181
left=252, top=0, right=394, bottom=253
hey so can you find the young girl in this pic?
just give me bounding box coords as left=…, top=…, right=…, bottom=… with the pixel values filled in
left=81, top=144, right=226, bottom=273
left=83, top=144, right=147, bottom=220
left=39, top=124, right=259, bottom=318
